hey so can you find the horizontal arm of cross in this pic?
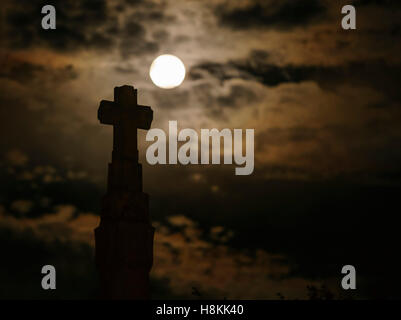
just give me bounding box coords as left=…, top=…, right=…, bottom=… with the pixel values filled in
left=98, top=100, right=153, bottom=130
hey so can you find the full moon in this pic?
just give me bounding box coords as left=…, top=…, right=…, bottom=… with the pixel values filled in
left=150, top=54, right=186, bottom=89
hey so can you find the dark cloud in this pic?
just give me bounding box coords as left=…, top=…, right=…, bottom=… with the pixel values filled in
left=0, top=159, right=102, bottom=218
left=119, top=21, right=159, bottom=57
left=4, top=0, right=168, bottom=55
left=153, top=30, right=170, bottom=42
left=190, top=82, right=259, bottom=120
left=124, top=21, right=145, bottom=36
left=116, top=1, right=175, bottom=57
left=119, top=39, right=159, bottom=57
left=190, top=62, right=252, bottom=83
left=190, top=51, right=401, bottom=101
left=216, top=85, right=257, bottom=108
left=5, top=0, right=118, bottom=51
left=128, top=7, right=175, bottom=23
left=189, top=49, right=324, bottom=86
left=217, top=0, right=326, bottom=30
left=0, top=59, right=78, bottom=84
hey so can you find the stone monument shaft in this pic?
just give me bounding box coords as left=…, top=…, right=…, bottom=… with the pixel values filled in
left=95, top=85, right=154, bottom=299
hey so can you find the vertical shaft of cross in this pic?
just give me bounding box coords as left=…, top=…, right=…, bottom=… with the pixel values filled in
left=95, top=85, right=154, bottom=299
left=112, top=86, right=138, bottom=163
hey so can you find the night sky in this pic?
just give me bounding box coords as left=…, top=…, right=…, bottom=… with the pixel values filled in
left=1, top=0, right=400, bottom=299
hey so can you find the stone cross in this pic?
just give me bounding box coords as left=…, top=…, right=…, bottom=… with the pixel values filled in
left=95, top=85, right=154, bottom=299
left=98, top=85, right=153, bottom=193
left=98, top=85, right=153, bottom=163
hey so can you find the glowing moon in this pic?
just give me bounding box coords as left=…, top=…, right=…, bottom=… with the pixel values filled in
left=150, top=54, right=185, bottom=89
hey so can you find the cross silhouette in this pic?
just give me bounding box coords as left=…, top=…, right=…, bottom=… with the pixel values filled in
left=98, top=85, right=153, bottom=163
left=95, top=85, right=155, bottom=299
